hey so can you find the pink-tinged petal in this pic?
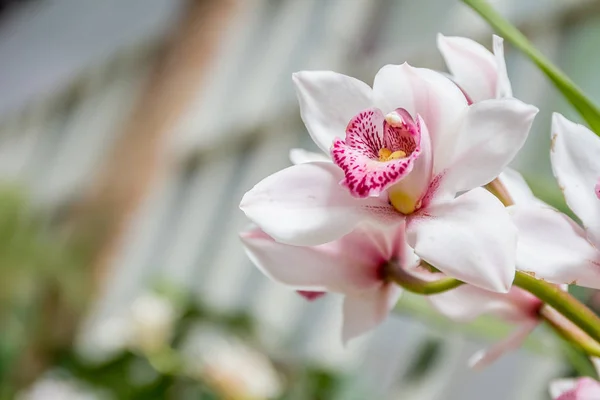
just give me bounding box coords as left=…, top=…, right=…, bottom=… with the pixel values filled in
left=241, top=227, right=385, bottom=294
left=293, top=71, right=372, bottom=153
left=550, top=379, right=579, bottom=399
left=373, top=64, right=468, bottom=165
left=407, top=188, right=517, bottom=292
left=550, top=377, right=600, bottom=399
left=429, top=286, right=539, bottom=324
left=360, top=218, right=419, bottom=270
left=341, top=283, right=402, bottom=344
left=388, top=115, right=434, bottom=211
left=498, top=167, right=541, bottom=206
left=437, top=34, right=497, bottom=103
left=240, top=162, right=397, bottom=246
left=551, top=113, right=600, bottom=246
left=509, top=205, right=600, bottom=288
left=468, top=320, right=538, bottom=370
left=289, top=148, right=330, bottom=165
left=493, top=35, right=513, bottom=98
left=429, top=285, right=508, bottom=322
left=297, top=291, right=326, bottom=301
left=435, top=98, right=538, bottom=198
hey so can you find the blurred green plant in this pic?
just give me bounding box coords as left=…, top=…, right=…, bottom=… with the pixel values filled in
left=0, top=186, right=354, bottom=399
left=0, top=186, right=91, bottom=397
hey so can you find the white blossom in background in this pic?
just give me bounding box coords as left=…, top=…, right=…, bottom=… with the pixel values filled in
left=79, top=292, right=179, bottom=361
left=17, top=373, right=105, bottom=400
left=129, top=293, right=177, bottom=354
left=76, top=315, right=132, bottom=363
left=182, top=325, right=282, bottom=400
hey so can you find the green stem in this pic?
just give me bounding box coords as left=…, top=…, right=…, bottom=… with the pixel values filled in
left=515, top=272, right=600, bottom=344
left=541, top=305, right=600, bottom=358
left=386, top=262, right=464, bottom=295
left=389, top=260, right=600, bottom=354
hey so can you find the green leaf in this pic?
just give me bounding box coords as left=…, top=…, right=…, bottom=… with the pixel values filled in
left=462, top=0, right=600, bottom=135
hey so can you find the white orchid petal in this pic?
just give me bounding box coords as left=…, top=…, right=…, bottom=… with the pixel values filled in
left=510, top=205, right=600, bottom=288
left=341, top=284, right=402, bottom=344
left=437, top=34, right=497, bottom=102
left=428, top=285, right=534, bottom=323
left=240, top=162, right=396, bottom=246
left=498, top=167, right=540, bottom=206
left=293, top=71, right=372, bottom=154
left=407, top=188, right=517, bottom=292
left=493, top=35, right=513, bottom=98
left=372, top=64, right=415, bottom=116
left=436, top=98, right=538, bottom=196
left=551, top=113, right=600, bottom=246
left=241, top=227, right=385, bottom=294
left=289, top=148, right=330, bottom=165
left=468, top=321, right=537, bottom=370
left=373, top=64, right=468, bottom=165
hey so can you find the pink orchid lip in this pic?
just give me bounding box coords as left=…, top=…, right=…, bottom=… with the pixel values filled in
left=595, top=178, right=600, bottom=200
left=331, top=107, right=422, bottom=198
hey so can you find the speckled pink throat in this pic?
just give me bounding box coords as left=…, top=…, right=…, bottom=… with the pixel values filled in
left=331, top=107, right=422, bottom=198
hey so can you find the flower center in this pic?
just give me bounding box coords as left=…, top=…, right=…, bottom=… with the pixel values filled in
left=378, top=148, right=406, bottom=161
left=389, top=191, right=420, bottom=214
left=330, top=107, right=422, bottom=198
left=596, top=178, right=600, bottom=200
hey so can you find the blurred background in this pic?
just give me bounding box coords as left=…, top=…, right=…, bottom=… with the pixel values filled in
left=1, top=0, right=599, bottom=398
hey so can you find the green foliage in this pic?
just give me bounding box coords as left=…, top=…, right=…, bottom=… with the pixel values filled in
left=0, top=186, right=90, bottom=394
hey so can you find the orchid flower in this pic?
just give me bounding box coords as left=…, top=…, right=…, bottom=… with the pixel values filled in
left=509, top=113, right=600, bottom=288
left=240, top=220, right=419, bottom=343
left=550, top=358, right=600, bottom=399
left=241, top=62, right=537, bottom=293
left=438, top=34, right=512, bottom=102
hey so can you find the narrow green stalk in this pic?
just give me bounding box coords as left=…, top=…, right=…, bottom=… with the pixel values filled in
left=386, top=262, right=464, bottom=295
left=390, top=266, right=600, bottom=355
left=462, top=0, right=600, bottom=134
left=541, top=305, right=600, bottom=358
left=515, top=272, right=600, bottom=344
